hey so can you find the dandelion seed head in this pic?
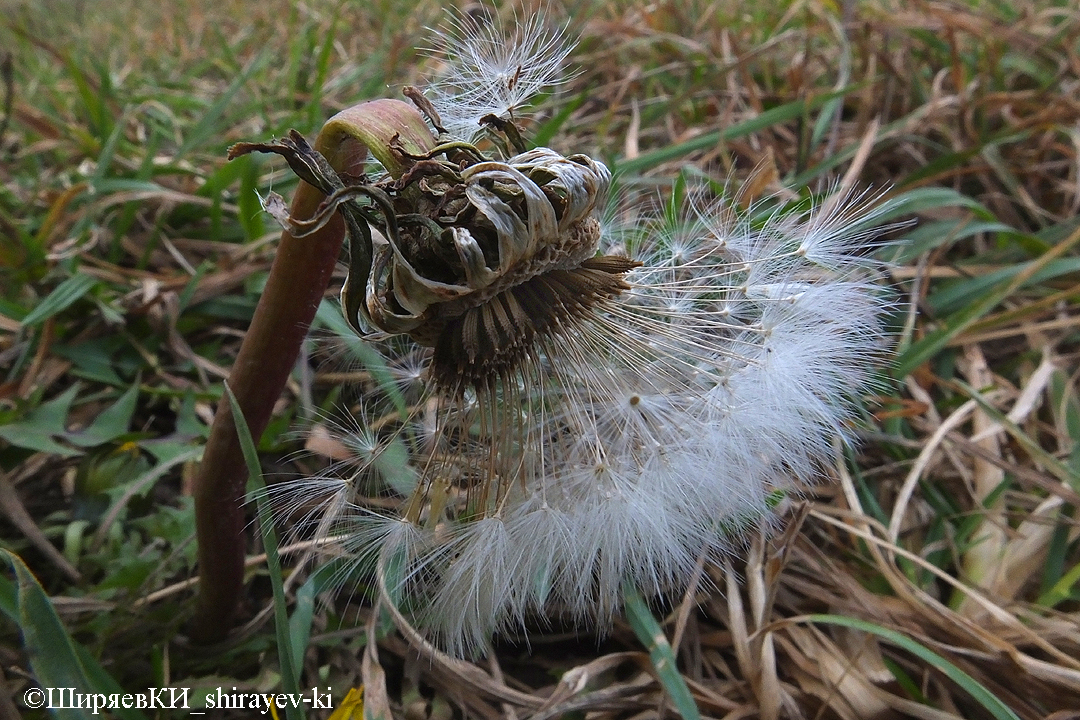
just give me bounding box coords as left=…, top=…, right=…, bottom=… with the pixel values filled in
left=269, top=21, right=901, bottom=653
left=425, top=8, right=576, bottom=139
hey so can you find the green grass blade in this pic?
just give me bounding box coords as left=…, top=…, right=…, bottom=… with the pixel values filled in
left=806, top=614, right=1020, bottom=720
left=894, top=283, right=1013, bottom=379
left=1037, top=556, right=1080, bottom=608
left=532, top=95, right=586, bottom=148
left=20, top=274, right=99, bottom=327
left=902, top=131, right=1031, bottom=188
left=236, top=154, right=266, bottom=243
left=89, top=106, right=131, bottom=189
left=953, top=381, right=1080, bottom=490
left=1039, top=508, right=1072, bottom=603
left=223, top=384, right=304, bottom=720
left=615, top=88, right=853, bottom=175
left=809, top=95, right=843, bottom=152
left=895, top=220, right=1017, bottom=263
left=62, top=54, right=112, bottom=142
left=623, top=587, right=701, bottom=720
left=288, top=575, right=318, bottom=677
left=176, top=51, right=269, bottom=159
left=304, top=13, right=339, bottom=131
left=878, top=186, right=995, bottom=222
left=926, top=257, right=1080, bottom=316
left=895, top=224, right=1080, bottom=378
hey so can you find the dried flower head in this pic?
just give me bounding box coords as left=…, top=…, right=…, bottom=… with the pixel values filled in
left=359, top=147, right=623, bottom=392
left=242, top=12, right=900, bottom=658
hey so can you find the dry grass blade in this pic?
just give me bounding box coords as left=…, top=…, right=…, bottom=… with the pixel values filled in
left=362, top=611, right=392, bottom=720
left=0, top=471, right=81, bottom=583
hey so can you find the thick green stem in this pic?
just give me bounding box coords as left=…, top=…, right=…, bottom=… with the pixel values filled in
left=189, top=100, right=434, bottom=644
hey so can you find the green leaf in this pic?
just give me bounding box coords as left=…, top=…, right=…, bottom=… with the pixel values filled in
left=87, top=447, right=201, bottom=549
left=806, top=615, right=1020, bottom=720
left=623, top=588, right=701, bottom=720
left=21, top=274, right=99, bottom=327
left=0, top=385, right=82, bottom=457
left=0, top=573, right=15, bottom=620
left=174, top=392, right=211, bottom=439
left=65, top=382, right=140, bottom=447
left=372, top=437, right=418, bottom=496
left=0, top=549, right=149, bottom=720
left=315, top=300, right=407, bottom=419
left=52, top=336, right=128, bottom=386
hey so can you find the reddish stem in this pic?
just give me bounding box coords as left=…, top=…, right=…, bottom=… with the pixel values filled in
left=189, top=99, right=434, bottom=644
left=189, top=180, right=345, bottom=644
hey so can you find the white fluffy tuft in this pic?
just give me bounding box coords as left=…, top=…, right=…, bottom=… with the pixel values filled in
left=275, top=184, right=899, bottom=657
left=424, top=8, right=576, bottom=139
left=255, top=10, right=908, bottom=656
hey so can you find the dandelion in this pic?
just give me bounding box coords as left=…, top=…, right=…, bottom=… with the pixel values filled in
left=242, top=10, right=899, bottom=658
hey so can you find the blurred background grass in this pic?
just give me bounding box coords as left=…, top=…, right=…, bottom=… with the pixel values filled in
left=1, top=0, right=1078, bottom=718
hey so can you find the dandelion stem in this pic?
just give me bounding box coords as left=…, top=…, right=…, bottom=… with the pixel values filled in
left=189, top=172, right=345, bottom=644
left=189, top=100, right=434, bottom=643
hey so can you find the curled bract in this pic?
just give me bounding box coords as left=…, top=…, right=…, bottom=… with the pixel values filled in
left=355, top=146, right=624, bottom=390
